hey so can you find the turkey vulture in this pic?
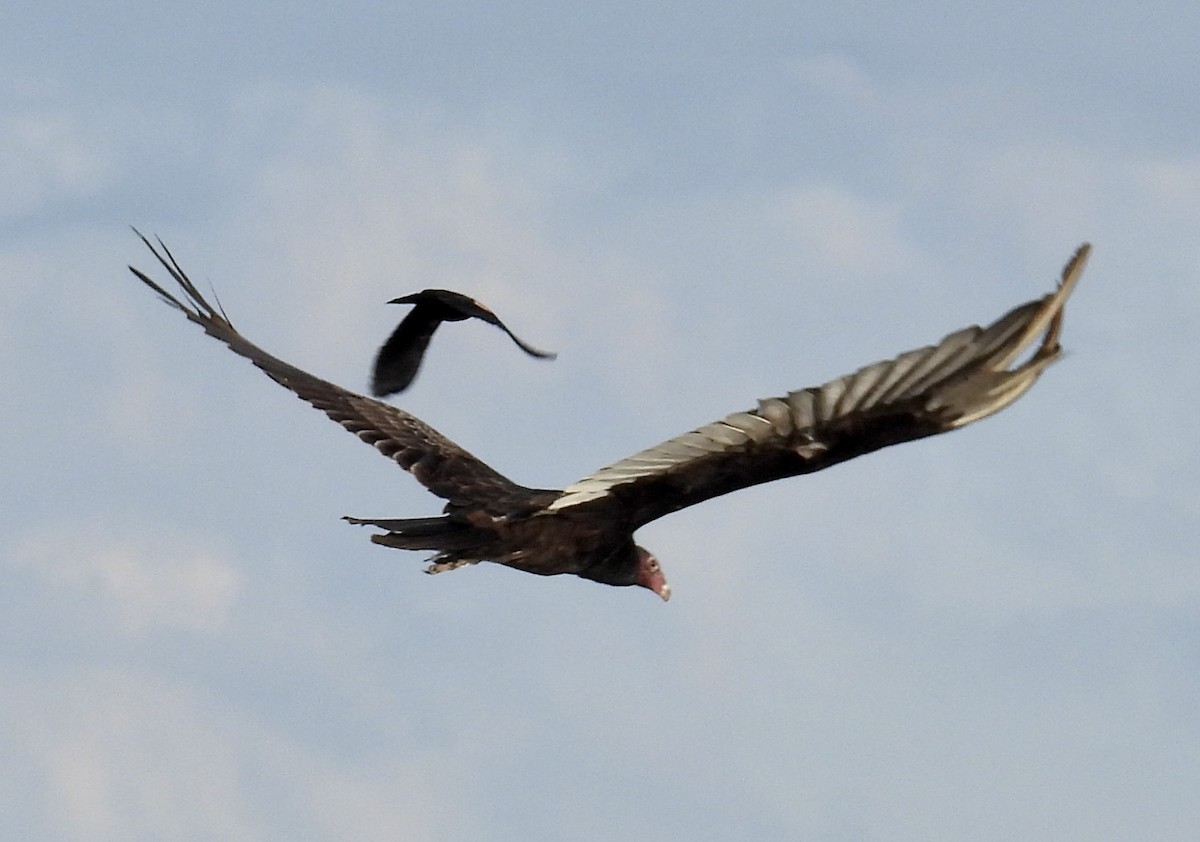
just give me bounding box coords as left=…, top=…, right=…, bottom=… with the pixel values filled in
left=129, top=233, right=1089, bottom=602
left=372, top=288, right=555, bottom=397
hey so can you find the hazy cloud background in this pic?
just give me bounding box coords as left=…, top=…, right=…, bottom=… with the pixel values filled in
left=3, top=2, right=1198, bottom=839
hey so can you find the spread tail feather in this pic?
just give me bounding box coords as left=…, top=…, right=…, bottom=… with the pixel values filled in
left=343, top=514, right=484, bottom=573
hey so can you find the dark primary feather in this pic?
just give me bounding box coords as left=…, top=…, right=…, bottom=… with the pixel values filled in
left=130, top=232, right=1088, bottom=602
left=128, top=231, right=540, bottom=514
left=371, top=288, right=556, bottom=397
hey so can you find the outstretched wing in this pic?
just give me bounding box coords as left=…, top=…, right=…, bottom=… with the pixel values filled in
left=372, top=289, right=556, bottom=397
left=129, top=232, right=535, bottom=512
left=548, top=244, right=1089, bottom=527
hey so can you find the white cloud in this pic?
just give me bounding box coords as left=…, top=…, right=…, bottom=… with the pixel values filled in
left=963, top=144, right=1105, bottom=243
left=11, top=668, right=452, bottom=841
left=10, top=526, right=241, bottom=636
left=13, top=670, right=251, bottom=840
left=0, top=110, right=115, bottom=218
left=787, top=52, right=884, bottom=113
left=767, top=183, right=923, bottom=279
left=1137, top=156, right=1200, bottom=213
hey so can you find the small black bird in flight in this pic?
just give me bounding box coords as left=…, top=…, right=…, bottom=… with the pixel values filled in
left=371, top=288, right=555, bottom=397
left=130, top=232, right=1088, bottom=602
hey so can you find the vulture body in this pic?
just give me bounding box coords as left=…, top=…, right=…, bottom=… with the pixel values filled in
left=371, top=288, right=555, bottom=397
left=130, top=235, right=1089, bottom=602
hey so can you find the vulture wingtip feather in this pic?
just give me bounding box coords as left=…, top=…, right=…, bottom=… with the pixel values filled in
left=988, top=242, right=1090, bottom=372
left=128, top=228, right=233, bottom=326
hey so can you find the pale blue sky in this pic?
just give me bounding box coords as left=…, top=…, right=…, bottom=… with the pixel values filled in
left=3, top=3, right=1198, bottom=840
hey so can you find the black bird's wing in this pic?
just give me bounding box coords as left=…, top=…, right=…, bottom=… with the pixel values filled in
left=129, top=233, right=536, bottom=513
left=546, top=245, right=1090, bottom=528
left=370, top=303, right=444, bottom=397
left=372, top=288, right=556, bottom=397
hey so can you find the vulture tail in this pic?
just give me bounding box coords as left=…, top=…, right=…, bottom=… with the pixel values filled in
left=343, top=515, right=486, bottom=573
